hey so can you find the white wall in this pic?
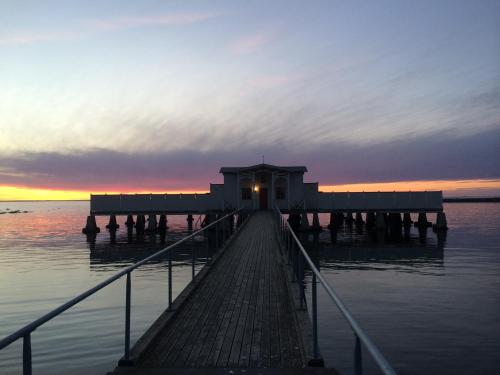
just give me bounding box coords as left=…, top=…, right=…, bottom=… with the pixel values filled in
left=314, top=191, right=443, bottom=212
left=90, top=193, right=222, bottom=214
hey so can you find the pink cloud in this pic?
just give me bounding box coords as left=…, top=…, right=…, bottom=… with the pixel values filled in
left=0, top=11, right=222, bottom=46
left=230, top=32, right=270, bottom=54
left=0, top=31, right=84, bottom=46
left=87, top=12, right=221, bottom=31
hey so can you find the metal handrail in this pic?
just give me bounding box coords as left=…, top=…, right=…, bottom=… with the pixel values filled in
left=0, top=208, right=243, bottom=375
left=275, top=207, right=397, bottom=375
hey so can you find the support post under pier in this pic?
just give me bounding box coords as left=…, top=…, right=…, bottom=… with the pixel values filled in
left=135, top=215, right=145, bottom=235
left=125, top=215, right=134, bottom=233
left=106, top=215, right=120, bottom=231
left=82, top=215, right=100, bottom=234
left=433, top=212, right=448, bottom=231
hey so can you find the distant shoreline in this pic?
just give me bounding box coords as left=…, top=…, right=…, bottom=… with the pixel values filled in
left=0, top=198, right=499, bottom=203
left=443, top=197, right=500, bottom=203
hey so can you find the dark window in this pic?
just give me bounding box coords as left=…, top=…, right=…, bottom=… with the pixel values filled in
left=276, top=186, right=286, bottom=200
left=241, top=187, right=252, bottom=200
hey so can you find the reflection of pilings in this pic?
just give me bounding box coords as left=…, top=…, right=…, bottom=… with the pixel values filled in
left=311, top=212, right=322, bottom=231
left=86, top=233, right=97, bottom=250
left=328, top=212, right=335, bottom=230
left=82, top=215, right=100, bottom=234
left=403, top=212, right=412, bottom=228
left=437, top=230, right=447, bottom=248
left=403, top=212, right=412, bottom=238
left=135, top=215, right=145, bottom=235
left=106, top=215, right=119, bottom=231
left=433, top=212, right=448, bottom=231
left=125, top=215, right=134, bottom=234
left=300, top=212, right=310, bottom=231
left=388, top=213, right=402, bottom=239
left=329, top=228, right=337, bottom=244
left=375, top=212, right=386, bottom=230
left=187, top=213, right=194, bottom=230
left=335, top=212, right=344, bottom=227
left=158, top=214, right=168, bottom=234
left=415, top=212, right=432, bottom=228
left=418, top=226, right=428, bottom=244
left=355, top=212, right=364, bottom=226
left=345, top=212, right=354, bottom=227
left=366, top=212, right=376, bottom=229
left=146, top=214, right=157, bottom=233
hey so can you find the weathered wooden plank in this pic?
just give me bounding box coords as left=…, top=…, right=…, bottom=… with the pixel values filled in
left=171, top=238, right=249, bottom=367
left=192, top=235, right=256, bottom=367
left=183, top=239, right=251, bottom=366
left=227, top=233, right=263, bottom=366
left=214, top=235, right=261, bottom=367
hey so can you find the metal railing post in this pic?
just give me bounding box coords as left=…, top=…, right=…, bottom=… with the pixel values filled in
left=299, top=251, right=304, bottom=309
left=168, top=250, right=173, bottom=310
left=206, top=227, right=210, bottom=263
left=312, top=272, right=319, bottom=361
left=124, top=272, right=131, bottom=360
left=191, top=236, right=195, bottom=280
left=355, top=335, right=363, bottom=375
left=23, top=332, right=31, bottom=375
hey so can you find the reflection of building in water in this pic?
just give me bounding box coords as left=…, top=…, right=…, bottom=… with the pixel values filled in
left=88, top=236, right=210, bottom=268
left=301, top=237, right=445, bottom=271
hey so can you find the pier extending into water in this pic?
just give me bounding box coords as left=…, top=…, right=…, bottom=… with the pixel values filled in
left=115, top=211, right=315, bottom=372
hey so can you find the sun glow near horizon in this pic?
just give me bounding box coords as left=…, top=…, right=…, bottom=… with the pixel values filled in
left=1, top=178, right=500, bottom=201
left=319, top=179, right=500, bottom=197
left=0, top=186, right=210, bottom=201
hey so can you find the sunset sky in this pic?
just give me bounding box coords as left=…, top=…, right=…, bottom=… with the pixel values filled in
left=1, top=0, right=499, bottom=200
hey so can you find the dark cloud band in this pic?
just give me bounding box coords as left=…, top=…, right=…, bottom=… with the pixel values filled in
left=0, top=126, right=498, bottom=191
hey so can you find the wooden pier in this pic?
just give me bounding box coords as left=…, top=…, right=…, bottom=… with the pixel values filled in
left=113, top=211, right=337, bottom=374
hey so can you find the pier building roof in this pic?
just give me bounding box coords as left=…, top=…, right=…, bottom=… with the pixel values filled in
left=219, top=163, right=307, bottom=174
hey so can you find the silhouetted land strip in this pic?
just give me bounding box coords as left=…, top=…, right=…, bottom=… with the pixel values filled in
left=443, top=197, right=500, bottom=203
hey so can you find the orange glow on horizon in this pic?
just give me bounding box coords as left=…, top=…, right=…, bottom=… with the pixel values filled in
left=0, top=186, right=209, bottom=201
left=1, top=179, right=499, bottom=201
left=320, top=179, right=500, bottom=195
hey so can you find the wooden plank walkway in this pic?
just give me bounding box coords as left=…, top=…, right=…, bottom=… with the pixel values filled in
left=114, top=211, right=337, bottom=374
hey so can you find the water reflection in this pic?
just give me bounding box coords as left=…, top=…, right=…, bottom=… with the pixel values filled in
left=87, top=230, right=214, bottom=271
left=299, top=222, right=446, bottom=275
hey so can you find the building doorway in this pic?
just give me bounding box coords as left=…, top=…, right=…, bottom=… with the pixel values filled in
left=259, top=188, right=268, bottom=209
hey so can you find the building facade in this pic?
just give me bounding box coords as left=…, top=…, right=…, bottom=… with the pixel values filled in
left=90, top=163, right=443, bottom=215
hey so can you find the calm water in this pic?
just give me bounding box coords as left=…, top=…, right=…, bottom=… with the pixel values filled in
left=0, top=202, right=499, bottom=374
